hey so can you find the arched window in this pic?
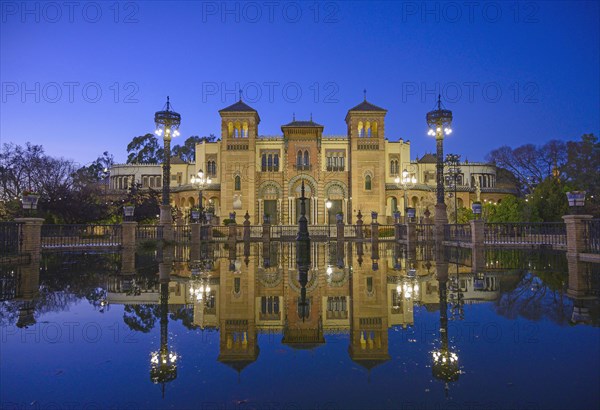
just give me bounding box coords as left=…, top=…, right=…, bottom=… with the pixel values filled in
left=365, top=175, right=372, bottom=190
left=228, top=122, right=234, bottom=137
left=366, top=122, right=371, bottom=138
left=296, top=150, right=303, bottom=167
left=235, top=175, right=241, bottom=191
left=358, top=121, right=364, bottom=138
left=303, top=150, right=310, bottom=167
left=391, top=197, right=398, bottom=212
left=234, top=128, right=239, bottom=138
left=274, top=154, right=279, bottom=171
left=267, top=154, right=273, bottom=171
left=261, top=154, right=267, bottom=171
left=242, top=122, right=248, bottom=138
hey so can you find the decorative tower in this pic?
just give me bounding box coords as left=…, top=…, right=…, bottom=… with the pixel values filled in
left=345, top=90, right=387, bottom=222
left=218, top=93, right=260, bottom=223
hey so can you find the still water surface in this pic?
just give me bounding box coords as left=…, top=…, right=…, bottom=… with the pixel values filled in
left=1, top=243, right=598, bottom=410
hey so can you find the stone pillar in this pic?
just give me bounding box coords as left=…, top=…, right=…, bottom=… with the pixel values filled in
left=407, top=222, right=416, bottom=253
left=336, top=215, right=344, bottom=242
left=159, top=205, right=173, bottom=241
left=434, top=203, right=448, bottom=243
left=567, top=254, right=589, bottom=298
left=262, top=218, right=271, bottom=243
left=371, top=211, right=379, bottom=246
left=563, top=214, right=593, bottom=256
left=15, top=218, right=44, bottom=255
left=243, top=211, right=251, bottom=242
left=356, top=211, right=364, bottom=240
left=228, top=212, right=237, bottom=242
left=120, top=247, right=136, bottom=275
left=121, top=221, right=137, bottom=249
left=470, top=219, right=486, bottom=274
left=191, top=223, right=201, bottom=247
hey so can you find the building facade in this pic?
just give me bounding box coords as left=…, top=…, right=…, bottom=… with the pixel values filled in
left=109, top=97, right=516, bottom=224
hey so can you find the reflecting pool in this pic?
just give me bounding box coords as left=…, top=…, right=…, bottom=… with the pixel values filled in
left=1, top=242, right=599, bottom=410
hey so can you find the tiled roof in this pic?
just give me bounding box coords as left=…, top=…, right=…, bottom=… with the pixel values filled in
left=347, top=100, right=387, bottom=112
left=418, top=153, right=437, bottom=163
left=218, top=100, right=257, bottom=113
left=282, top=120, right=324, bottom=128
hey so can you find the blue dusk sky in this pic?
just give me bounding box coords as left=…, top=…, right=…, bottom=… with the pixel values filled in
left=1, top=1, right=599, bottom=165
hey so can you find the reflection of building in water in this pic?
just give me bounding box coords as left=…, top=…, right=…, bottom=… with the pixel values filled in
left=108, top=242, right=508, bottom=378
left=349, top=242, right=390, bottom=370
left=217, top=242, right=259, bottom=375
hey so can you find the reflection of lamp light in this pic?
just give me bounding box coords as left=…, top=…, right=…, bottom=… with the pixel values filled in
left=326, top=265, right=333, bottom=275
left=326, top=200, right=332, bottom=209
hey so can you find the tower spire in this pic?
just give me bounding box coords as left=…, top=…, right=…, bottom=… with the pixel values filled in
left=363, top=89, right=367, bottom=101
left=239, top=89, right=243, bottom=101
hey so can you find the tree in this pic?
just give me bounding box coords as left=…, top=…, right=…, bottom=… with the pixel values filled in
left=126, top=133, right=164, bottom=164
left=486, top=140, right=567, bottom=193
left=73, top=151, right=114, bottom=187
left=562, top=134, right=599, bottom=216
left=528, top=177, right=568, bottom=222
left=171, top=134, right=217, bottom=163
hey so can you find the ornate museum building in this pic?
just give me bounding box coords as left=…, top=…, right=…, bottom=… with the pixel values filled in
left=109, top=97, right=516, bottom=224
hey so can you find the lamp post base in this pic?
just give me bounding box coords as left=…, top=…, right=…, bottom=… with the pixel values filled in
left=434, top=203, right=448, bottom=243
left=159, top=205, right=173, bottom=241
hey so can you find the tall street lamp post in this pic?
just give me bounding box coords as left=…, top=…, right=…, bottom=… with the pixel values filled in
left=445, top=154, right=461, bottom=225
left=191, top=170, right=211, bottom=223
left=154, top=97, right=181, bottom=236
left=394, top=166, right=417, bottom=219
left=427, top=95, right=453, bottom=234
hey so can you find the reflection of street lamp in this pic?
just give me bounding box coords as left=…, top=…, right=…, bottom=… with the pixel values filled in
left=394, top=167, right=417, bottom=217
left=427, top=95, right=453, bottom=223
left=431, top=270, right=460, bottom=396
left=154, top=97, right=181, bottom=226
left=150, top=283, right=177, bottom=397
left=191, top=170, right=211, bottom=223
left=325, top=199, right=332, bottom=224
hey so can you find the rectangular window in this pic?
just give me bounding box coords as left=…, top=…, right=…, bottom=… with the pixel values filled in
left=325, top=149, right=346, bottom=171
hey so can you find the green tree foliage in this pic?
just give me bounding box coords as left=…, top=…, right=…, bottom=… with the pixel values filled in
left=487, top=195, right=539, bottom=222
left=72, top=151, right=114, bottom=187
left=171, top=134, right=217, bottom=163
left=122, top=183, right=161, bottom=223
left=562, top=133, right=599, bottom=216
left=528, top=177, right=569, bottom=222
left=126, top=133, right=164, bottom=164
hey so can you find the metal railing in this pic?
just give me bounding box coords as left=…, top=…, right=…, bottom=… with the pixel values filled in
left=583, top=219, right=600, bottom=254
left=417, top=224, right=434, bottom=241
left=0, top=222, right=22, bottom=256
left=136, top=225, right=163, bottom=240
left=484, top=222, right=566, bottom=247
left=308, top=226, right=330, bottom=238
left=212, top=226, right=229, bottom=240
left=344, top=225, right=358, bottom=238
left=250, top=226, right=263, bottom=239
left=444, top=224, right=472, bottom=242
left=173, top=225, right=191, bottom=242
left=41, top=224, right=121, bottom=249
left=377, top=225, right=395, bottom=240
left=271, top=225, right=298, bottom=239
